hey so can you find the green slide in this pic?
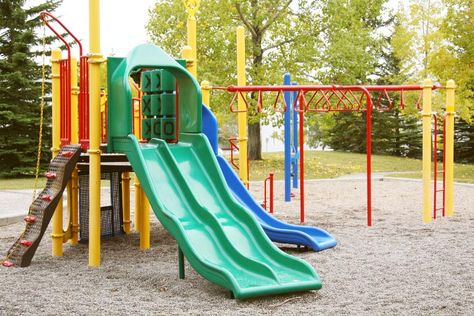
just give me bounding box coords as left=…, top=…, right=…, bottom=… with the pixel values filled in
left=119, top=134, right=321, bottom=298
left=107, top=44, right=322, bottom=298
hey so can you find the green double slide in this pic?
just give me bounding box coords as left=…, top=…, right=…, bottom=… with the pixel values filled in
left=107, top=44, right=322, bottom=298
left=118, top=133, right=321, bottom=298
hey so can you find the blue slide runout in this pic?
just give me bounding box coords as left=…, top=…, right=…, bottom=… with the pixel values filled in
left=202, top=105, right=337, bottom=251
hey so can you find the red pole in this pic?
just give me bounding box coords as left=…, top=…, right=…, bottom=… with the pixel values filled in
left=442, top=117, right=446, bottom=217
left=298, top=92, right=305, bottom=223
left=433, top=114, right=438, bottom=219
left=263, top=176, right=267, bottom=210
left=66, top=58, right=71, bottom=143
left=269, top=173, right=274, bottom=214
left=365, top=89, right=373, bottom=226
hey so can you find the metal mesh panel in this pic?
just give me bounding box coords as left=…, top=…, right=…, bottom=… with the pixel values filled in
left=79, top=172, right=124, bottom=242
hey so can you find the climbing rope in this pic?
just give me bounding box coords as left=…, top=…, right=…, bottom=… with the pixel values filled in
left=32, top=23, right=47, bottom=202
left=3, top=23, right=48, bottom=266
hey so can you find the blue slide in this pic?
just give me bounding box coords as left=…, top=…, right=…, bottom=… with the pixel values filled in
left=202, top=105, right=337, bottom=251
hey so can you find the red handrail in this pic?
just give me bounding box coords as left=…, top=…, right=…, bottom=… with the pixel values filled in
left=263, top=173, right=274, bottom=213
left=41, top=11, right=90, bottom=149
left=59, top=59, right=70, bottom=145
left=227, top=137, right=250, bottom=188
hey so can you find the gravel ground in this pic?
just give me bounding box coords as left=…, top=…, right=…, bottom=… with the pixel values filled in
left=0, top=178, right=473, bottom=315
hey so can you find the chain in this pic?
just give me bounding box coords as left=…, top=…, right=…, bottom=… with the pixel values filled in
left=32, top=22, right=47, bottom=202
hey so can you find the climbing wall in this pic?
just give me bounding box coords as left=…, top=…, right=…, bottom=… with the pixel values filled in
left=2, top=145, right=81, bottom=267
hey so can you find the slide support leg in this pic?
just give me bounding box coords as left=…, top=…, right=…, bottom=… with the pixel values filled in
left=178, top=246, right=185, bottom=279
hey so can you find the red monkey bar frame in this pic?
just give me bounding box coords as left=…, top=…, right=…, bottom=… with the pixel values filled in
left=214, top=84, right=439, bottom=226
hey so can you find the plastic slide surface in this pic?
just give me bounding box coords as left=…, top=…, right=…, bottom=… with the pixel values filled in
left=202, top=105, right=337, bottom=251
left=119, top=134, right=322, bottom=299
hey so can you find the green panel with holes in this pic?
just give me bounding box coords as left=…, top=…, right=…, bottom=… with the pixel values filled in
left=160, top=93, right=176, bottom=117
left=141, top=71, right=152, bottom=93
left=142, top=95, right=152, bottom=116
left=151, top=69, right=176, bottom=93
left=160, top=118, right=176, bottom=140
left=142, top=118, right=152, bottom=139
left=151, top=94, right=161, bottom=116
left=152, top=118, right=161, bottom=138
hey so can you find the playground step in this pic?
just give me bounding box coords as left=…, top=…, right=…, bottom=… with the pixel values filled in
left=2, top=145, right=81, bottom=268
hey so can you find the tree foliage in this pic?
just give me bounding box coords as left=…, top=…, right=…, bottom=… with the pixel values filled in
left=394, top=0, right=474, bottom=161
left=0, top=0, right=61, bottom=177
left=147, top=0, right=474, bottom=163
left=306, top=0, right=393, bottom=153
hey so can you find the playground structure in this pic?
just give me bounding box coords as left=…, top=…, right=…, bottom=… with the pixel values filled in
left=1, top=1, right=335, bottom=299
left=1, top=0, right=456, bottom=300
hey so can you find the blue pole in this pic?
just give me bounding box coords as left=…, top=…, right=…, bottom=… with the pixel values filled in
left=284, top=73, right=291, bottom=202
left=292, top=81, right=299, bottom=189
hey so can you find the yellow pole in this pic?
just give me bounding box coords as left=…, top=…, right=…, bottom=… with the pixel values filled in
left=236, top=26, right=248, bottom=187
left=51, top=48, right=64, bottom=256
left=133, top=100, right=140, bottom=138
left=140, top=195, right=150, bottom=250
left=88, top=0, right=102, bottom=267
left=201, top=80, right=211, bottom=107
left=122, top=172, right=131, bottom=234
left=183, top=0, right=199, bottom=77
left=181, top=46, right=193, bottom=75
left=445, top=80, right=455, bottom=217
left=70, top=57, right=79, bottom=245
left=130, top=85, right=141, bottom=236
left=134, top=176, right=142, bottom=233
left=131, top=101, right=142, bottom=235
left=422, top=79, right=432, bottom=223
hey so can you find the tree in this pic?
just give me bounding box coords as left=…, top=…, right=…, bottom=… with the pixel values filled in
left=451, top=115, right=474, bottom=163
left=0, top=0, right=62, bottom=177
left=147, top=0, right=323, bottom=160
left=305, top=0, right=391, bottom=153
left=394, top=0, right=474, bottom=160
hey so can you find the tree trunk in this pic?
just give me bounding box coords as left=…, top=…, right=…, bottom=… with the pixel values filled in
left=248, top=122, right=262, bottom=160
left=248, top=28, right=263, bottom=160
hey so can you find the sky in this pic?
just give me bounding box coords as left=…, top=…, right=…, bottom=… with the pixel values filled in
left=37, top=0, right=157, bottom=56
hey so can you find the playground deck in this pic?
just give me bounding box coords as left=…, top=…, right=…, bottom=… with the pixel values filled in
left=0, top=178, right=472, bottom=314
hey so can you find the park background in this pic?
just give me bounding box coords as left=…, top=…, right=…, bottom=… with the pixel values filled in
left=1, top=0, right=473, bottom=181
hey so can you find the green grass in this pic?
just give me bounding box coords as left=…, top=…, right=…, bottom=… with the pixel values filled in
left=246, top=151, right=422, bottom=181
left=1, top=151, right=473, bottom=189
left=0, top=178, right=111, bottom=190
left=0, top=177, right=47, bottom=190
left=388, top=161, right=474, bottom=183
left=242, top=151, right=474, bottom=183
